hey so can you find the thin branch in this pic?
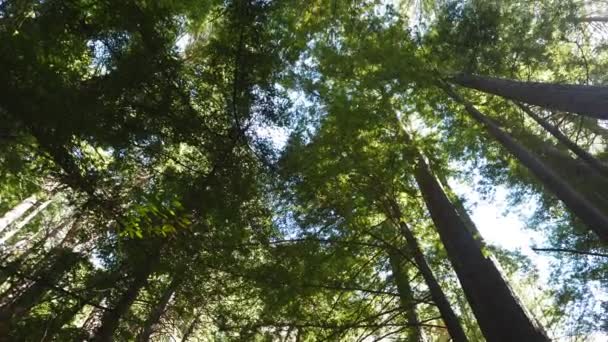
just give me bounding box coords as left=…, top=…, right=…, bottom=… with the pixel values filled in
left=0, top=263, right=111, bottom=311
left=532, top=247, right=608, bottom=258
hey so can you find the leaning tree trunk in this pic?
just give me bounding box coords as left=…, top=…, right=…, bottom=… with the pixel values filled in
left=181, top=316, right=199, bottom=342
left=0, top=248, right=80, bottom=337
left=519, top=129, right=608, bottom=211
left=435, top=174, right=485, bottom=250
left=0, top=197, right=54, bottom=246
left=387, top=248, right=423, bottom=342
left=136, top=274, right=183, bottom=342
left=451, top=73, right=608, bottom=119
left=575, top=16, right=608, bottom=23
left=92, top=255, right=159, bottom=342
left=385, top=203, right=469, bottom=342
left=444, top=85, right=608, bottom=242
left=516, top=102, right=608, bottom=179
left=0, top=195, right=38, bottom=233
left=411, top=147, right=549, bottom=341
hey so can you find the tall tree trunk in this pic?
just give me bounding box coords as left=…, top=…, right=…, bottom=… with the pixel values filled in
left=181, top=316, right=199, bottom=342
left=2, top=216, right=75, bottom=266
left=520, top=130, right=608, bottom=211
left=411, top=148, right=549, bottom=341
left=136, top=274, right=183, bottom=342
left=39, top=300, right=86, bottom=342
left=385, top=205, right=469, bottom=342
left=0, top=195, right=38, bottom=232
left=444, top=85, right=608, bottom=242
left=387, top=248, right=423, bottom=342
left=435, top=174, right=486, bottom=250
left=92, top=255, right=159, bottom=342
left=41, top=269, right=123, bottom=341
left=0, top=197, right=54, bottom=245
left=0, top=248, right=80, bottom=338
left=451, top=74, right=608, bottom=119
left=516, top=102, right=608, bottom=179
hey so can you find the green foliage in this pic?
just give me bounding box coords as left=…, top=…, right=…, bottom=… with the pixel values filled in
left=0, top=0, right=606, bottom=340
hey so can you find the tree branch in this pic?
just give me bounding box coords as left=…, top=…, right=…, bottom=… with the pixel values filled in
left=532, top=247, right=608, bottom=258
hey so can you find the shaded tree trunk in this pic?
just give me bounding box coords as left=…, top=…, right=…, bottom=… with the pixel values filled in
left=387, top=248, right=423, bottom=342
left=385, top=206, right=469, bottom=342
left=436, top=175, right=486, bottom=250
left=92, top=255, right=159, bottom=342
left=411, top=147, right=549, bottom=341
left=0, top=248, right=81, bottom=338
left=136, top=274, right=183, bottom=342
left=39, top=300, right=86, bottom=342
left=516, top=102, right=608, bottom=179
left=181, top=316, right=199, bottom=342
left=522, top=131, right=608, bottom=212
left=575, top=16, right=608, bottom=23
left=444, top=85, right=608, bottom=242
left=3, top=216, right=76, bottom=265
left=451, top=74, right=608, bottom=119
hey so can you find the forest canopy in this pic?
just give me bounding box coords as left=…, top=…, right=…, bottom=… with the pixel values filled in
left=0, top=0, right=607, bottom=341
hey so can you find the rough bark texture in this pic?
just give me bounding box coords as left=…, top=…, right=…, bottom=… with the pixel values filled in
left=413, top=152, right=549, bottom=342
left=445, top=85, right=608, bottom=242
left=516, top=102, right=608, bottom=179
left=136, top=275, right=183, bottom=342
left=452, top=73, right=608, bottom=119
left=387, top=249, right=423, bottom=342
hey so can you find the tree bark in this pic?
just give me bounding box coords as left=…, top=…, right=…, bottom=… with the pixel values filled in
left=385, top=206, right=469, bottom=342
left=92, top=254, right=159, bottom=342
left=575, top=16, right=608, bottom=23
left=516, top=102, right=608, bottom=179
left=0, top=195, right=38, bottom=233
left=0, top=198, right=54, bottom=245
left=436, top=175, right=486, bottom=250
left=387, top=248, right=423, bottom=342
left=451, top=74, right=608, bottom=119
left=0, top=248, right=80, bottom=337
left=181, top=316, right=199, bottom=342
left=444, top=85, right=608, bottom=242
left=411, top=148, right=549, bottom=342
left=136, top=274, right=183, bottom=342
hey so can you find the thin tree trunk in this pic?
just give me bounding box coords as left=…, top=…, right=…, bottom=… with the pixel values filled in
left=41, top=269, right=123, bottom=341
left=136, top=274, right=183, bottom=342
left=92, top=255, right=158, bottom=342
left=3, top=217, right=76, bottom=266
left=181, top=316, right=199, bottom=342
left=451, top=73, right=608, bottom=119
left=444, top=85, right=608, bottom=242
left=39, top=300, right=86, bottom=342
left=385, top=206, right=469, bottom=342
left=411, top=148, right=549, bottom=341
left=0, top=198, right=54, bottom=245
left=575, top=16, right=608, bottom=23
left=0, top=195, right=38, bottom=232
left=387, top=248, right=423, bottom=342
left=0, top=248, right=80, bottom=337
left=516, top=102, right=608, bottom=179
